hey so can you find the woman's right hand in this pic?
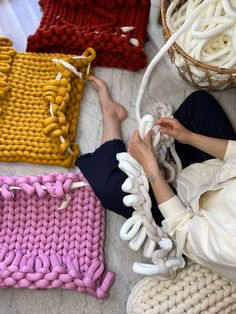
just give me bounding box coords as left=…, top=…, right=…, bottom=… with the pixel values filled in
left=156, top=117, right=193, bottom=144
left=128, top=129, right=159, bottom=174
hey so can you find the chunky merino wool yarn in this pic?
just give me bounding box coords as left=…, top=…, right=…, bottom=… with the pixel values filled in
left=0, top=37, right=96, bottom=167
left=127, top=261, right=236, bottom=313
left=0, top=172, right=115, bottom=299
left=26, top=0, right=150, bottom=71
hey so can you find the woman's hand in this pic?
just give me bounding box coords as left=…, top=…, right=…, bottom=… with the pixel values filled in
left=156, top=117, right=193, bottom=144
left=128, top=130, right=176, bottom=205
left=128, top=130, right=159, bottom=175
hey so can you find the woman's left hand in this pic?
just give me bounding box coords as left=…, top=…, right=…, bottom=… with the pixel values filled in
left=128, top=130, right=159, bottom=174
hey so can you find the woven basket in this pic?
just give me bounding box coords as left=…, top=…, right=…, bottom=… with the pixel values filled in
left=161, top=0, right=236, bottom=91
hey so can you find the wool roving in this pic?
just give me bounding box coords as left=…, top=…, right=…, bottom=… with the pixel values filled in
left=0, top=37, right=96, bottom=167
left=0, top=171, right=115, bottom=299
left=26, top=0, right=150, bottom=71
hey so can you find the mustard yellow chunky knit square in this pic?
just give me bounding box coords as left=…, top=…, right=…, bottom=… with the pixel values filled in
left=0, top=37, right=96, bottom=167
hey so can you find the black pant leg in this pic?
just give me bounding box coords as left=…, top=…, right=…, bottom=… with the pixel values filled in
left=174, top=91, right=236, bottom=167
left=76, top=139, right=164, bottom=225
left=76, top=140, right=134, bottom=219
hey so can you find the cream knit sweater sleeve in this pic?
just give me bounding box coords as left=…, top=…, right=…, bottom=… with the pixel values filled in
left=158, top=196, right=191, bottom=256
left=224, top=140, right=236, bottom=160
left=158, top=140, right=236, bottom=257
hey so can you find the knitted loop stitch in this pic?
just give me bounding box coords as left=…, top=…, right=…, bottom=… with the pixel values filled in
left=0, top=38, right=15, bottom=108
left=27, top=0, right=150, bottom=71
left=0, top=172, right=115, bottom=299
left=0, top=37, right=96, bottom=167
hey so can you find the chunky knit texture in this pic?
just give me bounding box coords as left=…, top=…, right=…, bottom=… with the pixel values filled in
left=61, top=0, right=149, bottom=8
left=0, top=37, right=96, bottom=167
left=0, top=172, right=115, bottom=299
left=27, top=0, right=150, bottom=71
left=127, top=261, right=236, bottom=313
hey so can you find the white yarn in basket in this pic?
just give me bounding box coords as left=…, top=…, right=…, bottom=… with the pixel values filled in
left=167, top=0, right=236, bottom=84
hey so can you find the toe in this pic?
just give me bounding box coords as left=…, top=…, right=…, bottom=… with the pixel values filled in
left=89, top=76, right=106, bottom=90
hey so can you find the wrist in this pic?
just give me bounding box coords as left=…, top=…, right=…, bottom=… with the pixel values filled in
left=147, top=172, right=166, bottom=186
left=182, top=130, right=195, bottom=145
left=143, top=162, right=160, bottom=178
left=187, top=131, right=196, bottom=145
left=144, top=163, right=161, bottom=183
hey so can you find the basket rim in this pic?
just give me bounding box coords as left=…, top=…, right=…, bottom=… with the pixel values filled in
left=161, top=0, right=236, bottom=74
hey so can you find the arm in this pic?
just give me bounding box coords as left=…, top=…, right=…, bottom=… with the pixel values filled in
left=157, top=117, right=228, bottom=160
left=128, top=129, right=189, bottom=255
left=148, top=173, right=175, bottom=204
left=186, top=132, right=228, bottom=161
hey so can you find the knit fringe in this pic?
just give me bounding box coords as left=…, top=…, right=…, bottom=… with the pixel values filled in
left=41, top=48, right=96, bottom=164
left=0, top=172, right=87, bottom=200
left=0, top=38, right=15, bottom=114
left=0, top=247, right=115, bottom=299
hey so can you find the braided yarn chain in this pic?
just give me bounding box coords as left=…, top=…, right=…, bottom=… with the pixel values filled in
left=127, top=261, right=236, bottom=314
left=0, top=172, right=115, bottom=299
left=117, top=103, right=184, bottom=278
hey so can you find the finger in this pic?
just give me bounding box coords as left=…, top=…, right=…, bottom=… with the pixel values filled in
left=128, top=142, right=134, bottom=155
left=160, top=127, right=175, bottom=136
left=156, top=117, right=175, bottom=126
left=128, top=143, right=132, bottom=154
left=131, top=130, right=141, bottom=143
left=144, top=130, right=154, bottom=146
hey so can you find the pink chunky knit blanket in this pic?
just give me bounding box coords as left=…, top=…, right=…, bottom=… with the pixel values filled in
left=0, top=172, right=115, bottom=299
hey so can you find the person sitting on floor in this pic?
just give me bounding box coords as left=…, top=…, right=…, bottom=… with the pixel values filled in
left=77, top=76, right=236, bottom=283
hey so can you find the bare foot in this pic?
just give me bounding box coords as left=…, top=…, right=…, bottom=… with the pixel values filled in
left=89, top=76, right=127, bottom=122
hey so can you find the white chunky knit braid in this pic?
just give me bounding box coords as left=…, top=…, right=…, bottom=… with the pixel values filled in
left=117, top=104, right=184, bottom=277
left=127, top=261, right=236, bottom=314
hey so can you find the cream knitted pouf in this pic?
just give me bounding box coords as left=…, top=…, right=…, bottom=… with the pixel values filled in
left=127, top=261, right=236, bottom=314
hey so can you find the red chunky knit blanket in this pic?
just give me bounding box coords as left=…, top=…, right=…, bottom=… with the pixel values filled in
left=27, top=0, right=150, bottom=71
